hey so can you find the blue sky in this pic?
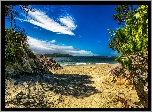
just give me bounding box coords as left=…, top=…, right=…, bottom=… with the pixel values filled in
left=5, top=5, right=122, bottom=56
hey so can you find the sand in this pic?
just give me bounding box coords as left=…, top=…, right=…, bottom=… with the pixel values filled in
left=5, top=64, right=144, bottom=108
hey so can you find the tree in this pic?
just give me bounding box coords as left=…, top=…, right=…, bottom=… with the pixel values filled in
left=108, top=5, right=148, bottom=108
left=113, top=5, right=137, bottom=26
left=108, top=5, right=148, bottom=78
left=5, top=5, right=34, bottom=66
left=5, top=5, right=34, bottom=29
left=5, top=5, right=38, bottom=78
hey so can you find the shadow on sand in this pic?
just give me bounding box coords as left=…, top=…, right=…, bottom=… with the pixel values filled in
left=42, top=73, right=100, bottom=98
left=13, top=73, right=101, bottom=99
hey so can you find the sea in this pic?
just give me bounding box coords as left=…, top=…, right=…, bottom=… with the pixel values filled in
left=48, top=56, right=117, bottom=66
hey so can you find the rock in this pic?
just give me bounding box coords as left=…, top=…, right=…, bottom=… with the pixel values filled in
left=108, top=55, right=148, bottom=108
left=35, top=54, right=63, bottom=70
left=5, top=50, right=53, bottom=79
left=4, top=54, right=63, bottom=78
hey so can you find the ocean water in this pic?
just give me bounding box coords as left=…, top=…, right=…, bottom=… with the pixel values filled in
left=48, top=57, right=117, bottom=66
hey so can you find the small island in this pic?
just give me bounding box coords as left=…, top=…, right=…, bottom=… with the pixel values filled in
left=42, top=53, right=73, bottom=57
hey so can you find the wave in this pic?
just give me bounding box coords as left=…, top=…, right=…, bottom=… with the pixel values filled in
left=60, top=62, right=113, bottom=66
left=51, top=57, right=117, bottom=66
left=95, top=63, right=109, bottom=64
left=75, top=63, right=87, bottom=65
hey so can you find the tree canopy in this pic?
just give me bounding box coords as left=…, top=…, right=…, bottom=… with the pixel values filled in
left=108, top=5, right=148, bottom=108
left=108, top=5, right=148, bottom=80
left=5, top=5, right=35, bottom=66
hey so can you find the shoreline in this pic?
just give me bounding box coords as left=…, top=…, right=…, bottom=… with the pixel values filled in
left=59, top=63, right=118, bottom=67
left=59, top=63, right=118, bottom=68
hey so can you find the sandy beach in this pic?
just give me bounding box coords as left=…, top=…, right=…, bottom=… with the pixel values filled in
left=5, top=64, right=144, bottom=108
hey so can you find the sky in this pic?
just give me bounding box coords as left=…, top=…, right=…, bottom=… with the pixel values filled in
left=5, top=5, right=122, bottom=56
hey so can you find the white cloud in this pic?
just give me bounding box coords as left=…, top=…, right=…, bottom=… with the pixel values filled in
left=15, top=17, right=26, bottom=22
left=59, top=16, right=76, bottom=30
left=27, top=36, right=97, bottom=56
left=16, top=8, right=77, bottom=36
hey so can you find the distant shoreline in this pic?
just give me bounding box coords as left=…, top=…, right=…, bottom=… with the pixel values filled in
left=40, top=53, right=118, bottom=58
left=47, top=56, right=118, bottom=58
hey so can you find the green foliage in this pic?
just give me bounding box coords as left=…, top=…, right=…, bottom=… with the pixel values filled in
left=113, top=5, right=137, bottom=26
left=5, top=28, right=29, bottom=66
left=5, top=5, right=37, bottom=78
left=5, top=5, right=34, bottom=29
left=108, top=5, right=148, bottom=80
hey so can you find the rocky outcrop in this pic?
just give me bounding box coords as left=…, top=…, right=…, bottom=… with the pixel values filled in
left=5, top=51, right=52, bottom=79
left=5, top=52, right=63, bottom=79
left=108, top=55, right=148, bottom=108
left=36, top=54, right=63, bottom=70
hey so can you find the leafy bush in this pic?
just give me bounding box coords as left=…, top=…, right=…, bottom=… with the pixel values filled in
left=108, top=5, right=148, bottom=81
left=5, top=5, right=37, bottom=78
left=5, top=28, right=29, bottom=66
